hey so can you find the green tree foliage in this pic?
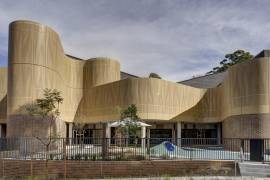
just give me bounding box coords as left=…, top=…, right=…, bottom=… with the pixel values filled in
left=149, top=72, right=162, bottom=79
left=36, top=88, right=63, bottom=118
left=120, top=104, right=140, bottom=120
left=25, top=88, right=64, bottom=139
left=25, top=88, right=63, bottom=176
left=207, top=50, right=253, bottom=74
left=119, top=104, right=140, bottom=137
left=25, top=89, right=63, bottom=143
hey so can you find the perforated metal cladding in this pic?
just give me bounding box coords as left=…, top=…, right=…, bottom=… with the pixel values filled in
left=223, top=114, right=270, bottom=138
left=4, top=20, right=270, bottom=139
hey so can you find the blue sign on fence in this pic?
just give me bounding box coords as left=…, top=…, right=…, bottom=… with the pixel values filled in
left=164, top=142, right=175, bottom=152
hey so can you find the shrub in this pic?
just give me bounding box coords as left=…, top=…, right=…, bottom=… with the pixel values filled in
left=75, top=154, right=81, bottom=160
left=49, top=154, right=54, bottom=160
left=90, top=154, right=97, bottom=161
left=84, top=154, right=88, bottom=160
left=161, top=153, right=169, bottom=160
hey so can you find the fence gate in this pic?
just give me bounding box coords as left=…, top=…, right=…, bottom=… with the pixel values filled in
left=250, top=139, right=264, bottom=162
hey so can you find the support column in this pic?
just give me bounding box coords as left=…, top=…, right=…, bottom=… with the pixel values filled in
left=146, top=128, right=150, bottom=154
left=177, top=122, right=181, bottom=147
left=147, top=128, right=150, bottom=139
left=217, top=123, right=221, bottom=145
left=0, top=124, right=2, bottom=151
left=172, top=124, right=176, bottom=144
left=68, top=123, right=73, bottom=145
left=0, top=124, right=2, bottom=138
left=105, top=123, right=111, bottom=146
left=102, top=123, right=111, bottom=159
left=141, top=126, right=146, bottom=149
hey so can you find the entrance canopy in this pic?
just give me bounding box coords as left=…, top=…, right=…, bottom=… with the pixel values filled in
left=109, top=118, right=151, bottom=127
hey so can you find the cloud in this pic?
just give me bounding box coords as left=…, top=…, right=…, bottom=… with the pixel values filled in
left=0, top=0, right=270, bottom=81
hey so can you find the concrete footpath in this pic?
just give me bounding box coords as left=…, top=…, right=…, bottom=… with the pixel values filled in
left=93, top=177, right=270, bottom=180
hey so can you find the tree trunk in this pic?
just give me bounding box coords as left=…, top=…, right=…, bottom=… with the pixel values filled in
left=102, top=123, right=108, bottom=160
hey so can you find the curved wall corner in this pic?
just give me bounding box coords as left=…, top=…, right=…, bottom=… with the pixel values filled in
left=0, top=67, right=7, bottom=124
left=7, top=20, right=123, bottom=137
left=6, top=20, right=118, bottom=137
left=220, top=57, right=270, bottom=138
left=83, top=58, right=120, bottom=88
left=7, top=20, right=75, bottom=137
left=6, top=20, right=270, bottom=139
left=174, top=56, right=270, bottom=138
left=172, top=87, right=222, bottom=123
left=75, top=77, right=206, bottom=123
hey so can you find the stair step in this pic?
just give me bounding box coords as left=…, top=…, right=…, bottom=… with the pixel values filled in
left=241, top=171, right=270, bottom=177
left=239, top=165, right=270, bottom=169
left=239, top=163, right=270, bottom=166
left=239, top=162, right=270, bottom=177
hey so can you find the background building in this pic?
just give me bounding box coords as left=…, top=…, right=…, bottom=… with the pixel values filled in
left=0, top=20, right=270, bottom=143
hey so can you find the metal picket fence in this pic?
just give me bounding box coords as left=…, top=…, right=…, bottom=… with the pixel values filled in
left=0, top=137, right=269, bottom=162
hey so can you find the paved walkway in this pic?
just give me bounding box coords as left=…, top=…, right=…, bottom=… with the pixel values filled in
left=93, top=177, right=270, bottom=180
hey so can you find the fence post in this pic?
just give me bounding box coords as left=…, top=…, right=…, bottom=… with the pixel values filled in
left=141, top=127, right=146, bottom=150
left=102, top=123, right=110, bottom=160
left=240, top=139, right=244, bottom=162
left=147, top=138, right=150, bottom=159
left=30, top=138, right=33, bottom=177
left=2, top=159, right=4, bottom=177
left=63, top=138, right=67, bottom=179
left=234, top=160, right=237, bottom=176
left=177, top=122, right=181, bottom=147
left=102, top=138, right=108, bottom=160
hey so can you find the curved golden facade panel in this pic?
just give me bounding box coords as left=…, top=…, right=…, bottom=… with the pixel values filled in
left=75, top=78, right=206, bottom=122
left=174, top=57, right=270, bottom=138
left=7, top=20, right=205, bottom=125
left=222, top=114, right=270, bottom=138
left=175, top=57, right=270, bottom=123
left=8, top=20, right=84, bottom=122
left=3, top=20, right=270, bottom=138
left=0, top=68, right=7, bottom=123
left=83, top=58, right=120, bottom=88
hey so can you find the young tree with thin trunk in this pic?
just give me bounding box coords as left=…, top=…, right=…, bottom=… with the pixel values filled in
left=34, top=88, right=63, bottom=151
left=119, top=104, right=140, bottom=138
left=25, top=88, right=63, bottom=177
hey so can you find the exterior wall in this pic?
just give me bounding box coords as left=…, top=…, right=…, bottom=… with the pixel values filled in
left=175, top=57, right=270, bottom=123
left=6, top=21, right=121, bottom=136
left=173, top=88, right=222, bottom=123
left=8, top=21, right=120, bottom=123
left=7, top=20, right=206, bottom=128
left=222, top=114, right=270, bottom=139
left=75, top=78, right=206, bottom=123
left=0, top=68, right=7, bottom=124
left=2, top=19, right=270, bottom=138
left=7, top=116, right=66, bottom=138
left=83, top=58, right=120, bottom=88
left=175, top=57, right=270, bottom=138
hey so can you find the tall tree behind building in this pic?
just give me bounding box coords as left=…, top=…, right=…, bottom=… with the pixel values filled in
left=149, top=72, right=162, bottom=79
left=207, top=50, right=253, bottom=74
